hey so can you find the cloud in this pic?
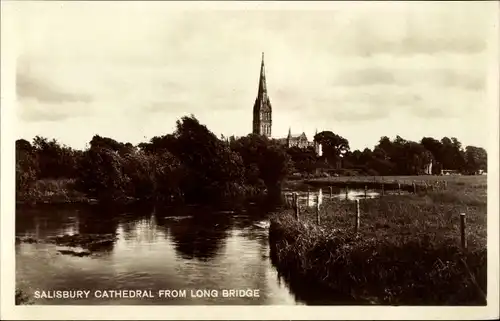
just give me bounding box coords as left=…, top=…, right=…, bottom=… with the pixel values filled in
left=411, top=106, right=448, bottom=119
left=337, top=69, right=396, bottom=87
left=329, top=108, right=390, bottom=122
left=16, top=66, right=95, bottom=122
left=16, top=72, right=92, bottom=104
left=332, top=66, right=487, bottom=90
left=17, top=98, right=92, bottom=122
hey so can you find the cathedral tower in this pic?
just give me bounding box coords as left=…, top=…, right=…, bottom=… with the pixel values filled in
left=253, top=53, right=272, bottom=137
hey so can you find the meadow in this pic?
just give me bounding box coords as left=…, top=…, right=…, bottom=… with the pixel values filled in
left=269, top=175, right=488, bottom=305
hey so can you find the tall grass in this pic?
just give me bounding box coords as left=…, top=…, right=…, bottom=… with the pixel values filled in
left=16, top=179, right=89, bottom=205
left=269, top=185, right=487, bottom=305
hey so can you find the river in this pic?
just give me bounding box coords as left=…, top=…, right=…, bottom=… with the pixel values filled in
left=16, top=187, right=378, bottom=305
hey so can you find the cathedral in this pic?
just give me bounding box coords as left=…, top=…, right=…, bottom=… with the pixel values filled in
left=252, top=53, right=322, bottom=156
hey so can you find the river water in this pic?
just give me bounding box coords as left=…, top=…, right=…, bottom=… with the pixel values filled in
left=16, top=187, right=378, bottom=305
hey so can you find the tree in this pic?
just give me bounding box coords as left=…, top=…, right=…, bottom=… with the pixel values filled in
left=169, top=115, right=246, bottom=202
left=75, top=147, right=130, bottom=202
left=230, top=134, right=291, bottom=193
left=286, top=146, right=318, bottom=174
left=16, top=139, right=39, bottom=194
left=121, top=151, right=157, bottom=200
left=89, top=135, right=134, bottom=156
left=151, top=151, right=184, bottom=202
left=314, top=131, right=350, bottom=167
left=421, top=137, right=443, bottom=174
left=139, top=134, right=177, bottom=155
left=32, top=136, right=80, bottom=179
left=465, top=146, right=487, bottom=174
left=440, top=137, right=466, bottom=171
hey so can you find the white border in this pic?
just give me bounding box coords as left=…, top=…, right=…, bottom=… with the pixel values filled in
left=1, top=1, right=499, bottom=320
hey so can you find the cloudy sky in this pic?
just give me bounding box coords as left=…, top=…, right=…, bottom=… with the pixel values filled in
left=12, top=1, right=498, bottom=151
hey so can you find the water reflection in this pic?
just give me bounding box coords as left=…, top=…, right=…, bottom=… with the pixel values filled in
left=161, top=211, right=232, bottom=261
left=282, top=186, right=380, bottom=209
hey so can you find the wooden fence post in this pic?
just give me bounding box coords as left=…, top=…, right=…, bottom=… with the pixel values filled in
left=329, top=186, right=333, bottom=199
left=381, top=183, right=385, bottom=196
left=294, top=193, right=300, bottom=221
left=316, top=194, right=321, bottom=225
left=412, top=181, right=417, bottom=194
left=460, top=212, right=467, bottom=250
left=364, top=185, right=368, bottom=198
left=354, top=199, right=360, bottom=234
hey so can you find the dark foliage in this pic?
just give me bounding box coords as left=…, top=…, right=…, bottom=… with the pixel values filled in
left=15, top=116, right=487, bottom=204
left=16, top=115, right=290, bottom=205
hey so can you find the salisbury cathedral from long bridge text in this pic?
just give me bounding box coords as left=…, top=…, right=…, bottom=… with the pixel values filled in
left=251, top=53, right=322, bottom=156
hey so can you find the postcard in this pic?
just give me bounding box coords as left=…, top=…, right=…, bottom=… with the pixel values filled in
left=1, top=1, right=499, bottom=320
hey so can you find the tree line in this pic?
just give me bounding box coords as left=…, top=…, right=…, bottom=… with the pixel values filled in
left=310, top=131, right=487, bottom=176
left=16, top=115, right=487, bottom=204
left=16, top=115, right=290, bottom=204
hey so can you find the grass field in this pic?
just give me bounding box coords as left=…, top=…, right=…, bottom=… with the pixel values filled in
left=306, top=174, right=487, bottom=184
left=270, top=176, right=487, bottom=305
left=303, top=174, right=487, bottom=187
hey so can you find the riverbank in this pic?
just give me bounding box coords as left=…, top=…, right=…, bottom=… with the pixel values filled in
left=16, top=178, right=268, bottom=207
left=269, top=183, right=487, bottom=305
left=16, top=179, right=95, bottom=206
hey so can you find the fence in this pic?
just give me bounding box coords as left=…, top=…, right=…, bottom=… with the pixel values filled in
left=281, top=180, right=467, bottom=250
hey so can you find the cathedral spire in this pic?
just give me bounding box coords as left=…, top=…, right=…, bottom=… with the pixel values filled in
left=258, top=52, right=267, bottom=97
left=252, top=52, right=272, bottom=137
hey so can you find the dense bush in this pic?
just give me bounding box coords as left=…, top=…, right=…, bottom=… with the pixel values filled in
left=75, top=147, right=130, bottom=202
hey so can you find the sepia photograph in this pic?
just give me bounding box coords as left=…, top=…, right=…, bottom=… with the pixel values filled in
left=1, top=1, right=499, bottom=320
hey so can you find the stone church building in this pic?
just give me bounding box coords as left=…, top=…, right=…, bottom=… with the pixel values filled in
left=252, top=53, right=322, bottom=156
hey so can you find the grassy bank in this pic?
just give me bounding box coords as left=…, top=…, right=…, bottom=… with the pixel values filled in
left=269, top=182, right=487, bottom=305
left=16, top=178, right=267, bottom=207
left=16, top=179, right=92, bottom=205
left=303, top=174, right=486, bottom=188
left=286, top=174, right=487, bottom=196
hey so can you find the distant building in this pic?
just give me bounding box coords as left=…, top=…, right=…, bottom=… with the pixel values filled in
left=275, top=128, right=322, bottom=156
left=251, top=53, right=321, bottom=156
